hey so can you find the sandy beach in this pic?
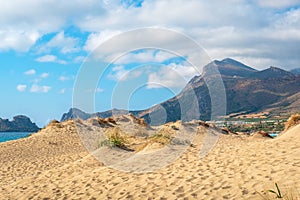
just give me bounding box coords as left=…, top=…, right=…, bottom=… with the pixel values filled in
left=0, top=117, right=299, bottom=200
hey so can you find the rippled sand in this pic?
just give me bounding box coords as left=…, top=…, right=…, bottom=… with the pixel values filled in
left=0, top=118, right=299, bottom=200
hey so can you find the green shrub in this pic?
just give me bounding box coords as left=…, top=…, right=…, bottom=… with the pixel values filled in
left=100, top=127, right=127, bottom=149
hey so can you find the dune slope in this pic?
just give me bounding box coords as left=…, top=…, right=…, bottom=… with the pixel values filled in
left=0, top=119, right=299, bottom=200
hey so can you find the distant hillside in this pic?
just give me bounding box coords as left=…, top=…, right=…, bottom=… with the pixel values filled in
left=0, top=115, right=40, bottom=132
left=61, top=58, right=300, bottom=124
left=264, top=91, right=300, bottom=115
left=61, top=108, right=141, bottom=122
left=290, top=68, right=300, bottom=75
left=253, top=66, right=295, bottom=79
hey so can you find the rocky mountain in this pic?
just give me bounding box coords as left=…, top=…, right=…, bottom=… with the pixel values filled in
left=0, top=115, right=40, bottom=132
left=61, top=108, right=92, bottom=121
left=61, top=58, right=300, bottom=124
left=213, top=58, right=258, bottom=77
left=290, top=68, right=300, bottom=75
left=61, top=108, right=141, bottom=122
left=139, top=59, right=300, bottom=124
left=253, top=66, right=295, bottom=79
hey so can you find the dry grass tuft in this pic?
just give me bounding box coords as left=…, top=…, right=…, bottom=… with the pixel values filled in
left=252, top=131, right=272, bottom=138
left=285, top=114, right=300, bottom=131
left=48, top=120, right=64, bottom=128
left=258, top=183, right=300, bottom=200
left=149, top=127, right=174, bottom=145
left=149, top=133, right=172, bottom=145
left=199, top=121, right=210, bottom=128
left=128, top=114, right=148, bottom=126
left=104, top=117, right=117, bottom=125
left=97, top=118, right=108, bottom=125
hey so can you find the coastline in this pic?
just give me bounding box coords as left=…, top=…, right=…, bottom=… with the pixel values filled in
left=0, top=132, right=33, bottom=143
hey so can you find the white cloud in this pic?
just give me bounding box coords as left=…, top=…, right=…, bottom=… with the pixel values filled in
left=35, top=55, right=66, bottom=64
left=38, top=31, right=80, bottom=54
left=79, top=0, right=265, bottom=31
left=95, top=88, right=104, bottom=93
left=59, top=75, right=71, bottom=81
left=86, top=28, right=211, bottom=71
left=108, top=65, right=128, bottom=81
left=16, top=84, right=27, bottom=92
left=0, top=0, right=104, bottom=52
left=35, top=55, right=56, bottom=62
left=147, top=63, right=198, bottom=89
left=74, top=56, right=86, bottom=63
left=256, top=0, right=300, bottom=8
left=79, top=0, right=300, bottom=69
left=84, top=30, right=121, bottom=52
left=59, top=88, right=66, bottom=94
left=0, top=30, right=40, bottom=52
left=0, top=0, right=300, bottom=69
left=114, top=50, right=178, bottom=64
left=24, top=69, right=36, bottom=75
left=40, top=73, right=49, bottom=78
left=86, top=87, right=104, bottom=93
left=30, top=84, right=51, bottom=93
left=108, top=65, right=142, bottom=81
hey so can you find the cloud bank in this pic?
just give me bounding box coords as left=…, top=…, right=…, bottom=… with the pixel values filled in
left=0, top=0, right=299, bottom=69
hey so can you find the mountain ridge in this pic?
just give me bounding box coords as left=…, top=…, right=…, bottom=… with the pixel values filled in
left=290, top=68, right=300, bottom=75
left=61, top=58, right=300, bottom=123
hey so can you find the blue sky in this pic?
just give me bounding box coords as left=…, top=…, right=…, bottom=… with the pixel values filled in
left=0, top=0, right=300, bottom=126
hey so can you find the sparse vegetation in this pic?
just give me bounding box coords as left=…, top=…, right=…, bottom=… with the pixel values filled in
left=268, top=183, right=283, bottom=198
left=171, top=125, right=179, bottom=130
left=99, top=123, right=179, bottom=151
left=149, top=133, right=172, bottom=145
left=285, top=114, right=300, bottom=131
left=48, top=119, right=64, bottom=128
left=224, top=118, right=286, bottom=134
left=100, top=127, right=127, bottom=149
left=258, top=183, right=300, bottom=200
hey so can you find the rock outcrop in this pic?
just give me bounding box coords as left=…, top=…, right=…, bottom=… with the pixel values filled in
left=0, top=115, right=39, bottom=132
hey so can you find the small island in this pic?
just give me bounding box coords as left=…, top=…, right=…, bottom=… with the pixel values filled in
left=0, top=115, right=40, bottom=132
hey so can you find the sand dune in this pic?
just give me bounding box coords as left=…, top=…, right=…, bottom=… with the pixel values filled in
left=0, top=116, right=299, bottom=199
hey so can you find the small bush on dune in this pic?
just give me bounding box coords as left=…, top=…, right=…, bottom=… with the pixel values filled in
left=100, top=127, right=127, bottom=149
left=285, top=114, right=300, bottom=131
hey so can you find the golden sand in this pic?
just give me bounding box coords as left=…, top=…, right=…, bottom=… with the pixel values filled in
left=0, top=118, right=299, bottom=199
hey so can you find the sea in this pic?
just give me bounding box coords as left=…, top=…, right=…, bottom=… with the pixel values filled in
left=0, top=132, right=32, bottom=143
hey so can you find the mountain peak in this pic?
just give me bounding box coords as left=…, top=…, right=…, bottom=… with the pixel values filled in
left=203, top=58, right=257, bottom=78
left=60, top=108, right=90, bottom=121
left=254, top=66, right=295, bottom=79
left=219, top=58, right=257, bottom=70
left=269, top=66, right=286, bottom=71
left=221, top=58, right=245, bottom=65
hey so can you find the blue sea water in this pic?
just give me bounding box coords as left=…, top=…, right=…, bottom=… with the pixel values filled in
left=268, top=133, right=279, bottom=138
left=0, top=132, right=32, bottom=143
